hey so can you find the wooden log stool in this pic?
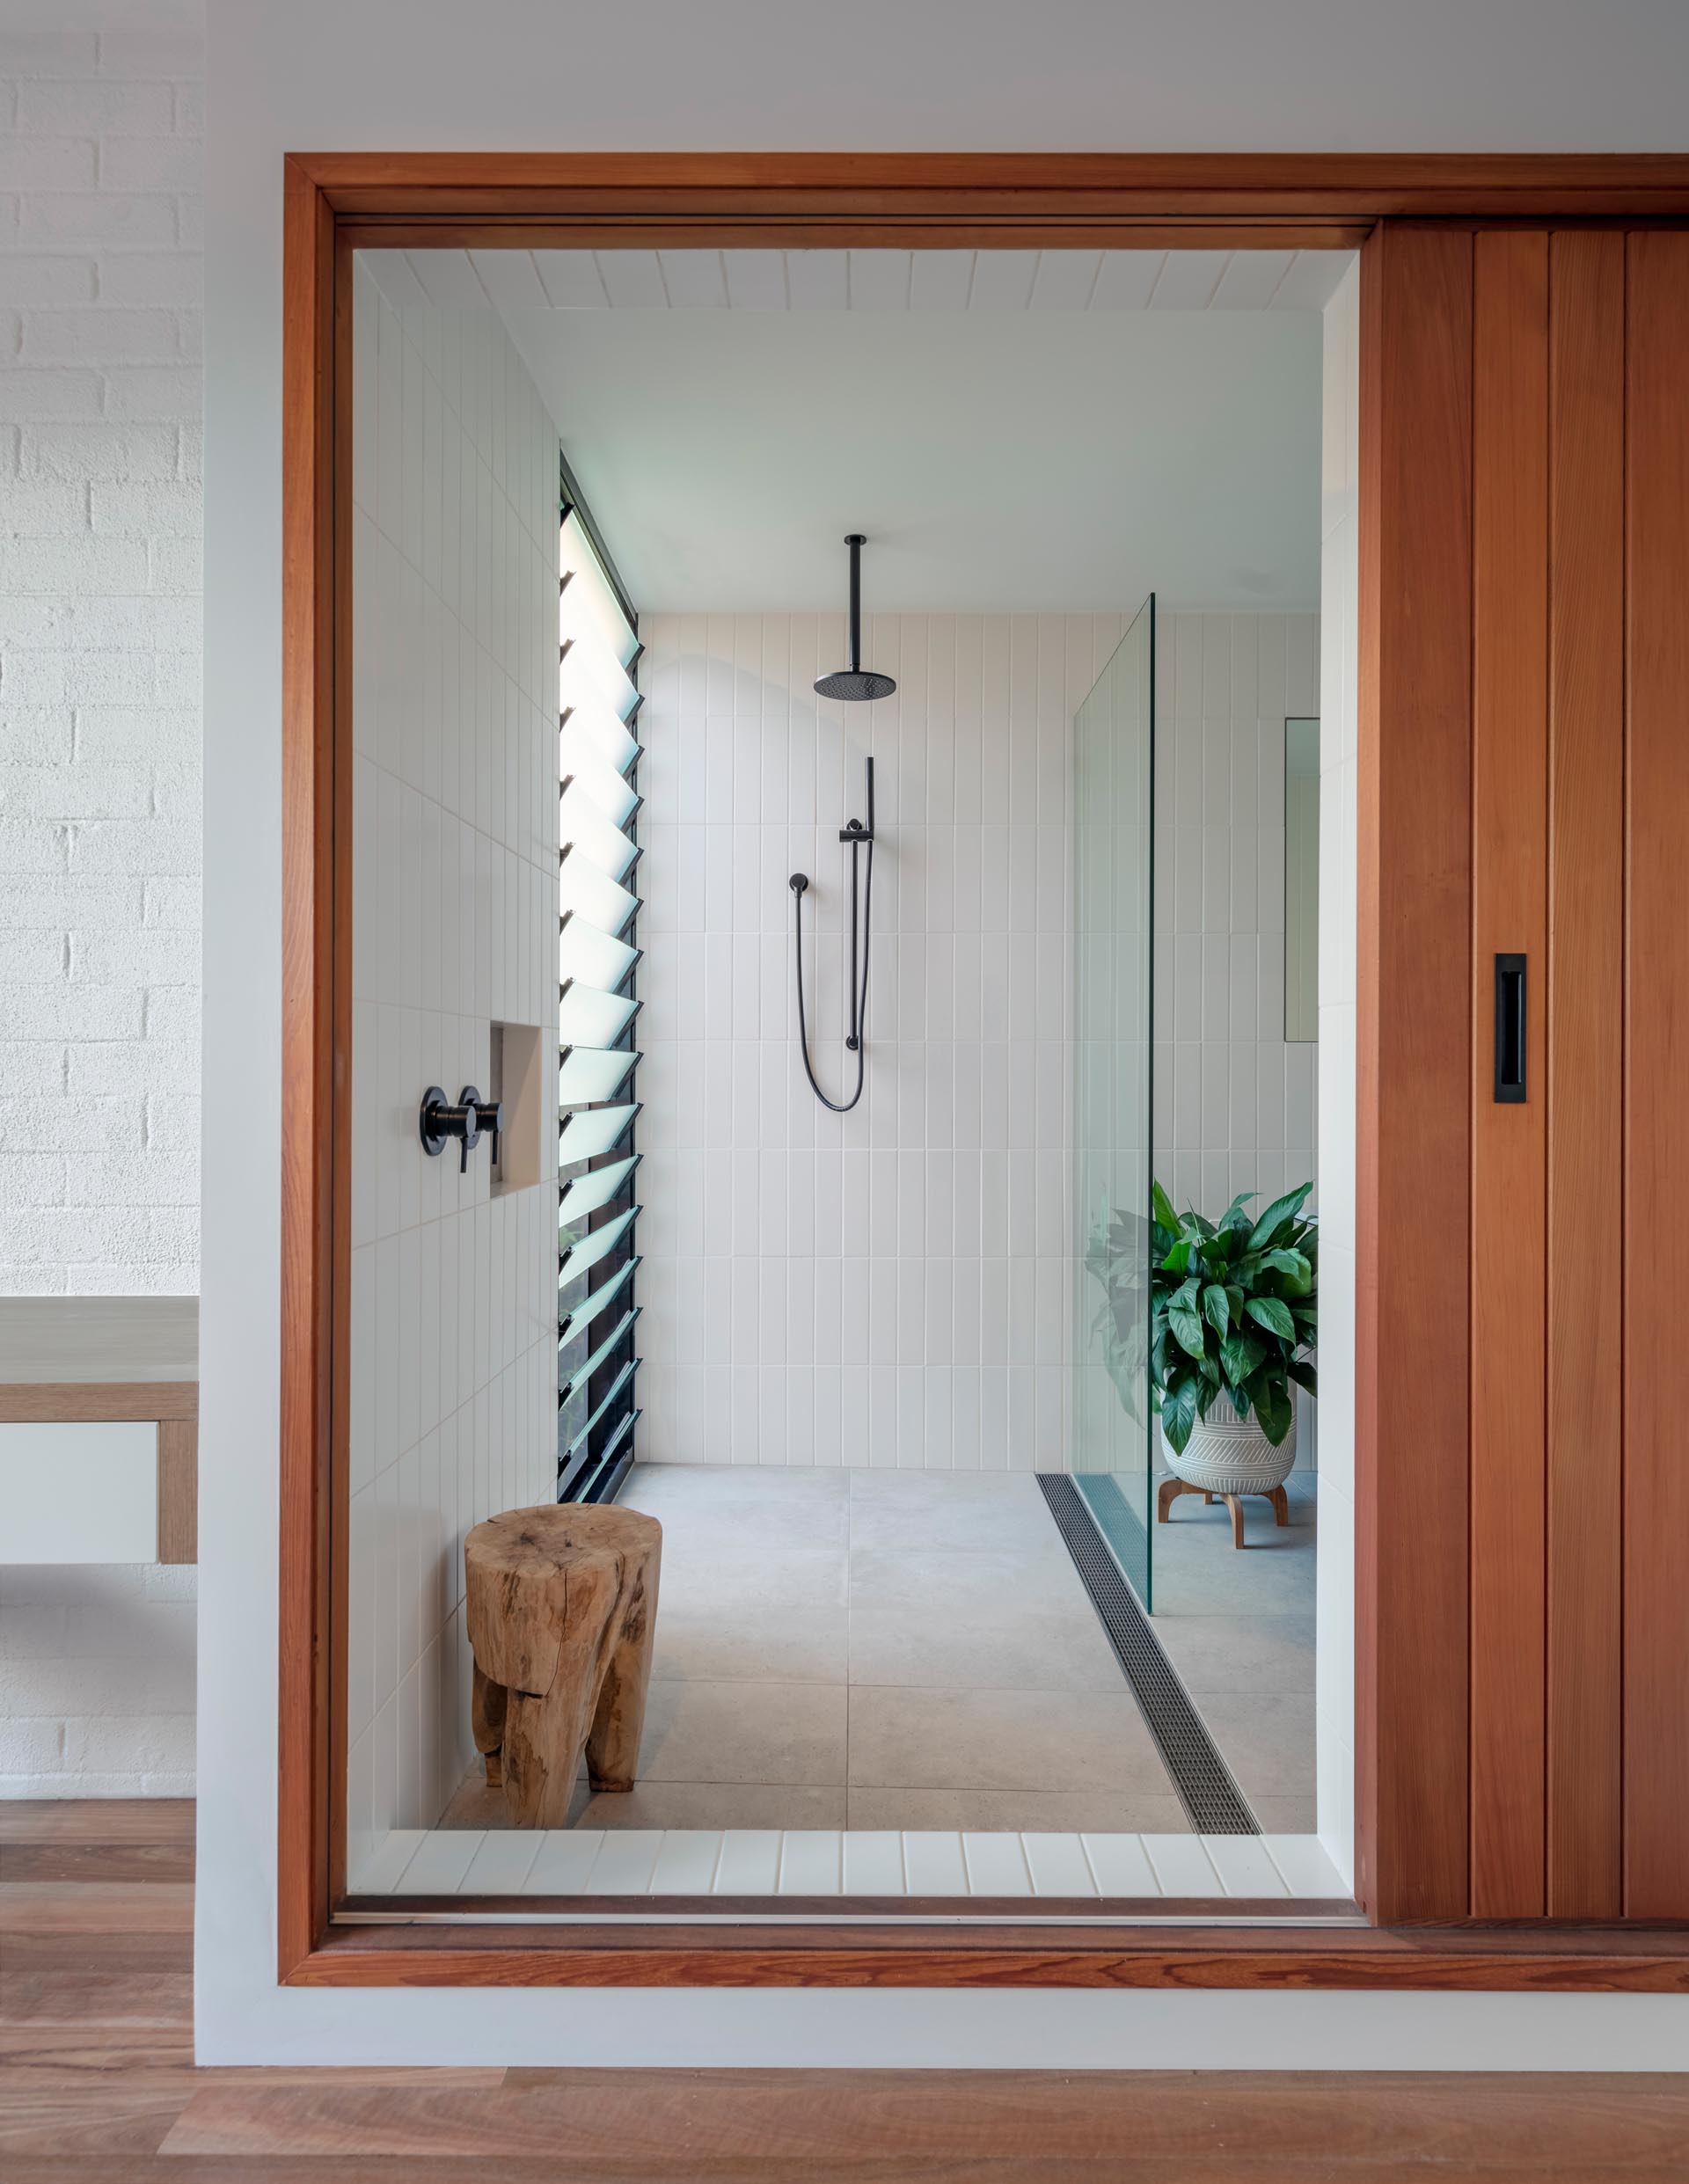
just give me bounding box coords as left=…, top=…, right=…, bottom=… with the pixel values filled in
left=464, top=1504, right=662, bottom=1829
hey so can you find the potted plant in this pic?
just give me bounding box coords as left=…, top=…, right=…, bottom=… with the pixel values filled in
left=1150, top=1180, right=1317, bottom=1505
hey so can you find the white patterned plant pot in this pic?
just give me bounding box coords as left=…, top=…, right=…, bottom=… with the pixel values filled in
left=1161, top=1402, right=1297, bottom=1496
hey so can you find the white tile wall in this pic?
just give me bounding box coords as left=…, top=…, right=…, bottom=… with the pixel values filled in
left=633, top=611, right=1113, bottom=1471
left=634, top=609, right=1316, bottom=1472
left=1152, top=610, right=1321, bottom=1470
left=343, top=261, right=560, bottom=1878
left=1314, top=259, right=1360, bottom=1882
left=1152, top=611, right=1320, bottom=1219
left=0, top=21, right=202, bottom=1799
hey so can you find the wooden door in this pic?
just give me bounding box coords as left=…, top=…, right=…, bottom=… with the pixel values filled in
left=1623, top=230, right=1689, bottom=1922
left=1361, top=223, right=1689, bottom=1924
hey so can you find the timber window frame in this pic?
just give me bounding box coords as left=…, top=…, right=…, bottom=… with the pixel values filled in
left=279, top=152, right=1689, bottom=1990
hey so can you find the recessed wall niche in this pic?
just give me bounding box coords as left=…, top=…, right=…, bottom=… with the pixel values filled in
left=489, top=1020, right=545, bottom=1197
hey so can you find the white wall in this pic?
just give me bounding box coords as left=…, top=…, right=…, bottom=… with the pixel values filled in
left=0, top=19, right=201, bottom=1799
left=1152, top=612, right=1318, bottom=1218
left=1314, top=258, right=1360, bottom=1882
left=201, top=0, right=1689, bottom=2073
left=1152, top=610, right=1320, bottom=1470
left=636, top=607, right=1318, bottom=1476
left=342, top=261, right=559, bottom=1879
left=636, top=610, right=1105, bottom=1472
left=0, top=21, right=201, bottom=1296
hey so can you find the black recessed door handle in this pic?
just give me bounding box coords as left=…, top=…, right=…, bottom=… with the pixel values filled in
left=1494, top=954, right=1526, bottom=1104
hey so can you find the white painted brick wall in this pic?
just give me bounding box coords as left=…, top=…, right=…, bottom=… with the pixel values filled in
left=0, top=24, right=202, bottom=1297
left=0, top=24, right=203, bottom=1799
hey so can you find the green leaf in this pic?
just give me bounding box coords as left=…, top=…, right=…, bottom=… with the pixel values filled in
left=1251, top=1372, right=1294, bottom=1444
left=1220, top=1330, right=1267, bottom=1386
left=1159, top=1375, right=1199, bottom=1455
left=1287, top=1357, right=1319, bottom=1398
left=1152, top=1180, right=1181, bottom=1232
left=1246, top=1181, right=1313, bottom=1253
left=1168, top=1300, right=1207, bottom=1360
left=1202, top=1282, right=1232, bottom=1336
left=1259, top=1247, right=1312, bottom=1291
left=1247, top=1296, right=1297, bottom=1341
left=1217, top=1189, right=1257, bottom=1233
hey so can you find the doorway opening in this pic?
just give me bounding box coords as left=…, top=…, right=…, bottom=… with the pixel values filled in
left=337, top=238, right=1356, bottom=1917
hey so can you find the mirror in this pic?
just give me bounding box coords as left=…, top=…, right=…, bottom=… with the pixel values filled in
left=1284, top=718, right=1319, bottom=1042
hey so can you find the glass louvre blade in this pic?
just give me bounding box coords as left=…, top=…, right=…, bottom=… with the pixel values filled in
left=559, top=979, right=640, bottom=1049
left=558, top=1151, right=640, bottom=1222
left=559, top=1043, right=639, bottom=1107
left=560, top=1360, right=640, bottom=1464
left=559, top=912, right=639, bottom=992
left=563, top=755, right=640, bottom=832
left=559, top=1306, right=640, bottom=1401
left=559, top=853, right=639, bottom=939
left=557, top=1100, right=639, bottom=1160
left=558, top=1253, right=639, bottom=1335
left=559, top=1203, right=639, bottom=1282
left=559, top=524, right=639, bottom=670
left=565, top=699, right=640, bottom=780
left=559, top=774, right=640, bottom=880
left=559, top=627, right=639, bottom=724
left=597, top=1407, right=639, bottom=1461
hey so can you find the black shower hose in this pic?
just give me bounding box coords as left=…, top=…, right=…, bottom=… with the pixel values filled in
left=791, top=828, right=873, bottom=1114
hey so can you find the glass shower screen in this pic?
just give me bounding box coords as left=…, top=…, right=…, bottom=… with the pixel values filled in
left=1071, top=596, right=1155, bottom=1606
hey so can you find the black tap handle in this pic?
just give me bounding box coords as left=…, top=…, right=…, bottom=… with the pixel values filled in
left=419, top=1085, right=486, bottom=1171
left=474, top=1097, right=503, bottom=1169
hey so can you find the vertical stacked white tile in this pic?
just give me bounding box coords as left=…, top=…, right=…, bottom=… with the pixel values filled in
left=1314, top=258, right=1360, bottom=1883
left=344, top=261, right=559, bottom=1880
left=635, top=613, right=1111, bottom=1471
left=0, top=22, right=202, bottom=1797
left=1152, top=609, right=1320, bottom=1467
left=1151, top=610, right=1320, bottom=1218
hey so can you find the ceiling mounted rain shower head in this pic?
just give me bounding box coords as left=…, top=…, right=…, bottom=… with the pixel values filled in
left=815, top=534, right=896, bottom=703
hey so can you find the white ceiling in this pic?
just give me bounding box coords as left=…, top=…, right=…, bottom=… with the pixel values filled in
left=377, top=248, right=1336, bottom=615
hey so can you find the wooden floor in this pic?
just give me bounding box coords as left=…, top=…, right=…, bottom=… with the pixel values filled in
left=4, top=1801, right=1685, bottom=2180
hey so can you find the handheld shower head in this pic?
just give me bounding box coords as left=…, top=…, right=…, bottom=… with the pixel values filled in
left=815, top=534, right=896, bottom=703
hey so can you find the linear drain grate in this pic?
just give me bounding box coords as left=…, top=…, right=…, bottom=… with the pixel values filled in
left=1037, top=1472, right=1259, bottom=1836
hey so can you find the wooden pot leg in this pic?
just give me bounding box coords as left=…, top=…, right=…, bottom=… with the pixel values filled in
left=1158, top=1475, right=1197, bottom=1523
left=1224, top=1494, right=1247, bottom=1549
left=585, top=1537, right=662, bottom=1793
left=1269, top=1483, right=1291, bottom=1527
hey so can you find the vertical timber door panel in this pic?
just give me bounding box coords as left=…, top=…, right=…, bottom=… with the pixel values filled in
left=1356, top=224, right=1473, bottom=1926
left=1624, top=230, right=1689, bottom=1922
left=1469, top=231, right=1548, bottom=1920
left=1546, top=230, right=1624, bottom=1922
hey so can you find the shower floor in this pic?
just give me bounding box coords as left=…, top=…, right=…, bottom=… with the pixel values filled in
left=438, top=1464, right=1316, bottom=1835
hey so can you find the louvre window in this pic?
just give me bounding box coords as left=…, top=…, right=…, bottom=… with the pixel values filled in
left=556, top=487, right=642, bottom=1502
